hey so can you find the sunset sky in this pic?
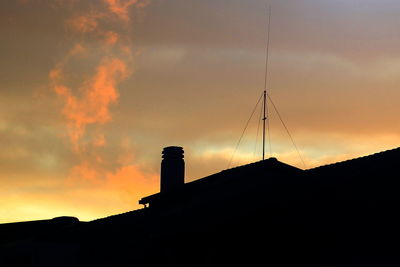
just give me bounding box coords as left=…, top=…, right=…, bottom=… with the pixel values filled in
left=1, top=0, right=399, bottom=223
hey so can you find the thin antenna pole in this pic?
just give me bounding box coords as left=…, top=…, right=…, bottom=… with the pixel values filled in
left=262, top=4, right=271, bottom=160
left=262, top=90, right=266, bottom=160
left=263, top=5, right=271, bottom=91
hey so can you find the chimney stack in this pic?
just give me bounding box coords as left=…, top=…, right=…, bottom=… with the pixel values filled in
left=160, top=146, right=185, bottom=193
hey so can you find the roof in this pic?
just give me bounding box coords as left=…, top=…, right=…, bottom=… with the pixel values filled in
left=2, top=147, right=400, bottom=266
left=139, top=157, right=303, bottom=207
left=307, top=146, right=400, bottom=173
left=139, top=146, right=400, bottom=208
left=0, top=217, right=80, bottom=246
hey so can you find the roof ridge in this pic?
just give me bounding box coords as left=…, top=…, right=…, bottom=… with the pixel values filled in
left=193, top=157, right=278, bottom=181
left=222, top=157, right=277, bottom=172
left=307, top=146, right=400, bottom=171
left=90, top=208, right=144, bottom=223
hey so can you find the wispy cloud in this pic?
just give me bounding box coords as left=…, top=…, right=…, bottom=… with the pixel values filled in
left=47, top=0, right=157, bottom=215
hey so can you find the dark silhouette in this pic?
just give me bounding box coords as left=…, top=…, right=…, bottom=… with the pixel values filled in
left=1, top=146, right=400, bottom=266
left=160, top=146, right=185, bottom=194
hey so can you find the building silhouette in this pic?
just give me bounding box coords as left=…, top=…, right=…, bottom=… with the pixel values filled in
left=1, top=146, right=400, bottom=266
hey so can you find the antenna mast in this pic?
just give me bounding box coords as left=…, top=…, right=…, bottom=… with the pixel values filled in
left=262, top=90, right=267, bottom=160
left=262, top=5, right=271, bottom=160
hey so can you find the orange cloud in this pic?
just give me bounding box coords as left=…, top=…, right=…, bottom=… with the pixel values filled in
left=71, top=161, right=100, bottom=183
left=104, top=0, right=148, bottom=21
left=104, top=31, right=120, bottom=46
left=47, top=0, right=155, bottom=210
left=51, top=58, right=128, bottom=150
left=67, top=14, right=99, bottom=33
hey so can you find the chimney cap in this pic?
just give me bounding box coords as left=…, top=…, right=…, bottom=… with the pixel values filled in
left=162, top=146, right=184, bottom=158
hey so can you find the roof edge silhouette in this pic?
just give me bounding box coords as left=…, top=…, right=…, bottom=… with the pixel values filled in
left=307, top=146, right=400, bottom=172
left=91, top=146, right=399, bottom=222
left=138, top=157, right=303, bottom=207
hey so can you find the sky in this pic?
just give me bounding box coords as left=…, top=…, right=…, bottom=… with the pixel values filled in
left=0, top=0, right=399, bottom=223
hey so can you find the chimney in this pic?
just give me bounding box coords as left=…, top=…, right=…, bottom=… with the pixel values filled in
left=160, top=146, right=185, bottom=193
